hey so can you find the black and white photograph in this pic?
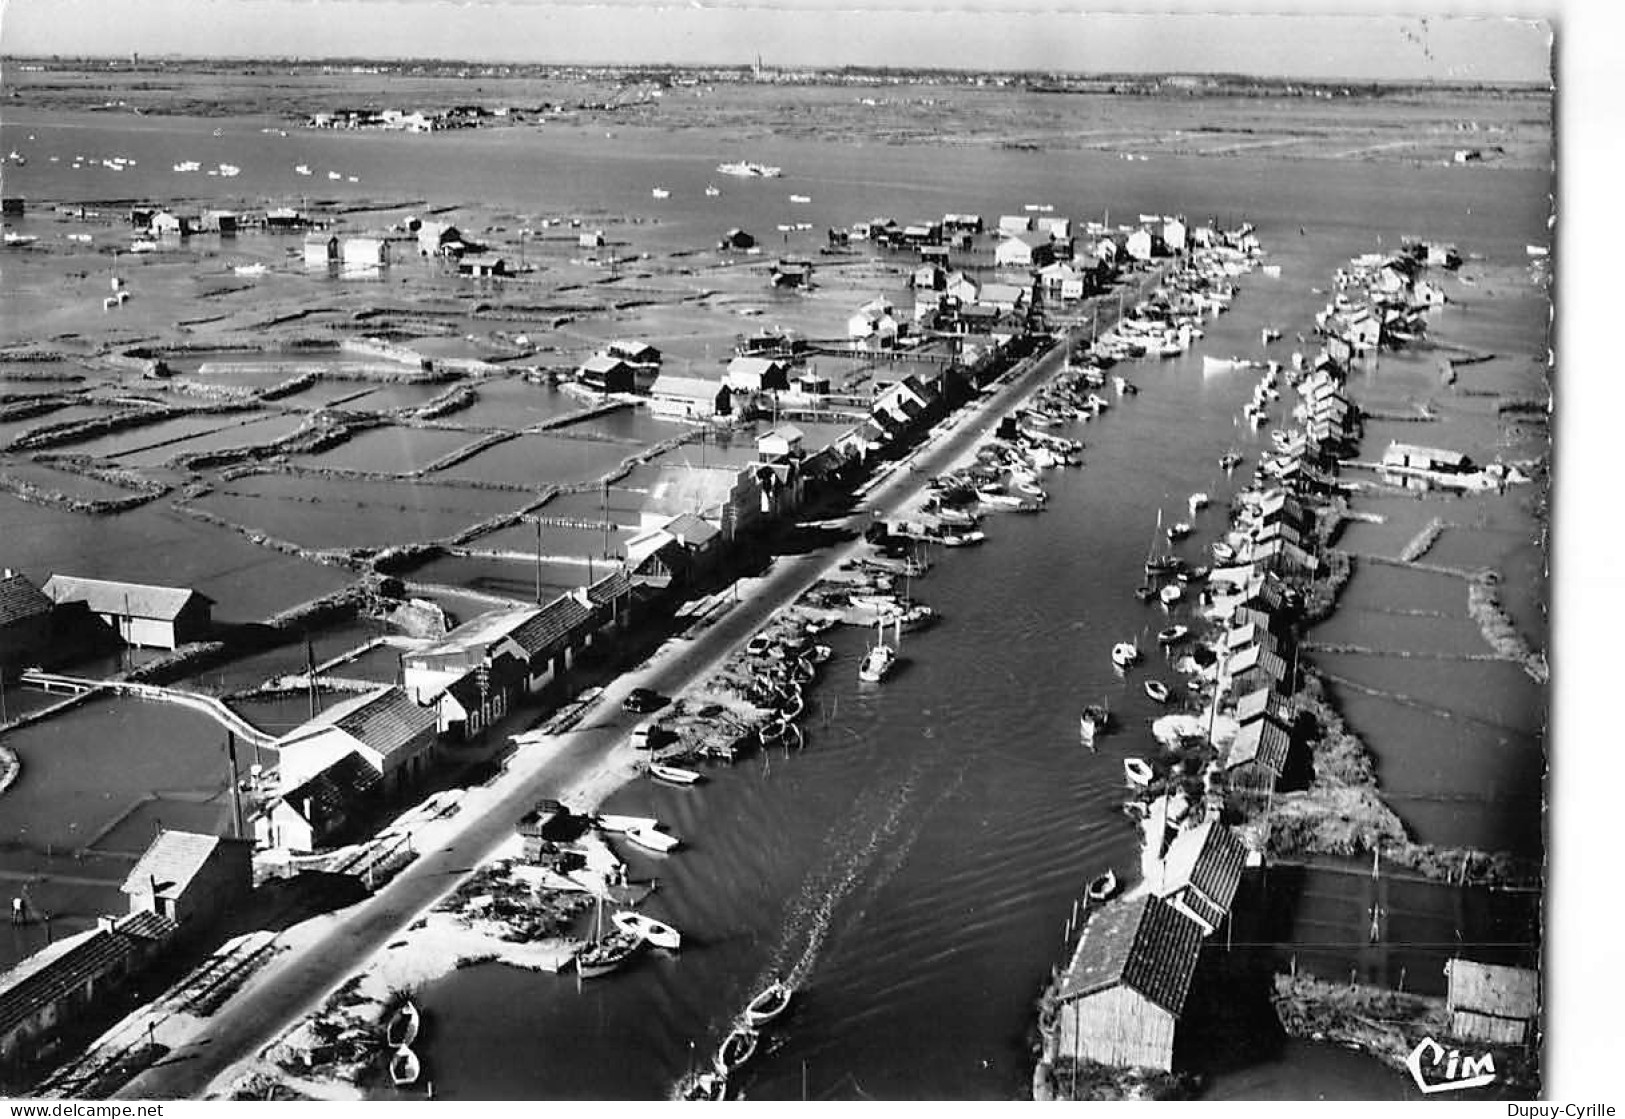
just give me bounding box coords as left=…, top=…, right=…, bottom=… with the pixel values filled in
left=0, top=0, right=1584, bottom=1103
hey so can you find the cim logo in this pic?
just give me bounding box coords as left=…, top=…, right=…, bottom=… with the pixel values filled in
left=1406, top=1036, right=1497, bottom=1095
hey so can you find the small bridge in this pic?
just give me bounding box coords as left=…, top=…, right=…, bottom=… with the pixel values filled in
left=20, top=670, right=278, bottom=749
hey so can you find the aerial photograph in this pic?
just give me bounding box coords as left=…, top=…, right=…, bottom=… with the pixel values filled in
left=0, top=0, right=1571, bottom=1103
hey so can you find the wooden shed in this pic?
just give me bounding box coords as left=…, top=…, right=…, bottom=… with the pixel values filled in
left=1445, top=959, right=1538, bottom=1046
left=1055, top=895, right=1205, bottom=1071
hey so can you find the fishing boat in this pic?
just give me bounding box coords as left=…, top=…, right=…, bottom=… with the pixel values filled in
left=1111, top=641, right=1141, bottom=669
left=1144, top=510, right=1179, bottom=575
left=941, top=529, right=986, bottom=547
left=705, top=185, right=720, bottom=197
left=1123, top=758, right=1154, bottom=787
left=651, top=187, right=671, bottom=199
left=1157, top=624, right=1190, bottom=645
left=1218, top=451, right=1244, bottom=471
left=624, top=822, right=680, bottom=853
left=805, top=643, right=834, bottom=665
left=385, top=999, right=421, bottom=1048
left=1086, top=869, right=1119, bottom=903
left=294, top=163, right=311, bottom=175
left=1144, top=680, right=1171, bottom=704
left=612, top=910, right=682, bottom=950
left=578, top=890, right=645, bottom=978
left=649, top=761, right=703, bottom=786
left=715, top=1026, right=760, bottom=1074
left=1261, top=327, right=1282, bottom=343
left=1203, top=354, right=1247, bottom=375
left=744, top=978, right=794, bottom=1026
left=390, top=1046, right=421, bottom=1088
left=788, top=194, right=811, bottom=204
left=1159, top=584, right=1183, bottom=607
left=858, top=618, right=899, bottom=683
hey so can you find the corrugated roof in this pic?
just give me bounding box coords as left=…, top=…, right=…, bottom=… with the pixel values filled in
left=321, top=686, right=436, bottom=761
left=0, top=572, right=52, bottom=627
left=43, top=575, right=210, bottom=623
left=1058, top=895, right=1205, bottom=1015
left=0, top=928, right=142, bottom=1040
left=1156, top=819, right=1248, bottom=923
left=121, top=829, right=232, bottom=899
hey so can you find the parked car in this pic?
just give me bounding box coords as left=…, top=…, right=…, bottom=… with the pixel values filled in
left=623, top=687, right=670, bottom=714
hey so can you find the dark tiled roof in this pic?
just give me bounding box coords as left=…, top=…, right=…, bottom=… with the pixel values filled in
left=43, top=574, right=211, bottom=622
left=113, top=911, right=179, bottom=943
left=1157, top=820, right=1248, bottom=923
left=0, top=929, right=141, bottom=1039
left=121, top=830, right=231, bottom=899
left=510, top=593, right=594, bottom=659
left=587, top=569, right=633, bottom=605
left=322, top=686, right=436, bottom=762
left=280, top=751, right=380, bottom=822
left=1058, top=895, right=1205, bottom=1016
left=0, top=572, right=52, bottom=627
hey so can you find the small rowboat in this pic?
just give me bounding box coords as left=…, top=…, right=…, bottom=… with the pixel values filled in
left=390, top=1045, right=421, bottom=1088
left=385, top=999, right=420, bottom=1048
left=1165, top=521, right=1193, bottom=541
left=1124, top=758, right=1154, bottom=787
left=1157, top=625, right=1190, bottom=645
left=612, top=909, right=682, bottom=950
left=1144, top=680, right=1171, bottom=704
left=715, top=1025, right=760, bottom=1074
left=679, top=1071, right=728, bottom=1100
left=1159, top=584, right=1183, bottom=606
left=1111, top=641, right=1140, bottom=669
left=1086, top=869, right=1120, bottom=903
left=596, top=813, right=658, bottom=834
left=744, top=978, right=793, bottom=1026
left=624, top=823, right=680, bottom=853
left=649, top=761, right=703, bottom=786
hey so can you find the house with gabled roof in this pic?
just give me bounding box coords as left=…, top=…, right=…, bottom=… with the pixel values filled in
left=0, top=569, right=53, bottom=679
left=1225, top=718, right=1294, bottom=792
left=275, top=685, right=438, bottom=795
left=648, top=373, right=731, bottom=422
left=121, top=829, right=253, bottom=929
left=41, top=574, right=212, bottom=650
left=1148, top=819, right=1249, bottom=936
left=264, top=751, right=381, bottom=852
left=725, top=355, right=791, bottom=393
left=1055, top=895, right=1206, bottom=1071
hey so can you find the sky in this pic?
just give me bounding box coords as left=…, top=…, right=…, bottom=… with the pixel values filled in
left=0, top=0, right=1555, bottom=82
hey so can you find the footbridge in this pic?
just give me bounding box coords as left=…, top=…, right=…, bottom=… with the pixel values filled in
left=19, top=670, right=279, bottom=749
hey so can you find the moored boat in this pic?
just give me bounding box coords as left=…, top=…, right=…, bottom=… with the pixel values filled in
left=1166, top=521, right=1193, bottom=541
left=1144, top=679, right=1171, bottom=704
left=649, top=761, right=703, bottom=786
left=390, top=1045, right=421, bottom=1088
left=595, top=812, right=659, bottom=834
left=1111, top=641, right=1141, bottom=669
left=678, top=1071, right=728, bottom=1100
left=744, top=978, right=794, bottom=1026
left=715, top=1025, right=760, bottom=1074
left=1159, top=584, right=1183, bottom=606
left=1086, top=869, right=1120, bottom=903
left=384, top=999, right=420, bottom=1048
left=624, top=823, right=681, bottom=853
left=612, top=909, right=682, bottom=950
left=1079, top=702, right=1110, bottom=748
left=1156, top=624, right=1190, bottom=645
left=1123, top=757, right=1154, bottom=787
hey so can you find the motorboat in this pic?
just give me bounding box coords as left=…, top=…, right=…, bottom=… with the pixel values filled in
left=390, top=1045, right=421, bottom=1088
left=385, top=1000, right=420, bottom=1048
left=612, top=910, right=682, bottom=950
left=1123, top=758, right=1155, bottom=787
left=649, top=761, right=703, bottom=786
left=941, top=529, right=986, bottom=547
left=1086, top=869, right=1120, bottom=903
left=1157, top=624, right=1190, bottom=645
left=804, top=643, right=834, bottom=665
left=858, top=641, right=896, bottom=682
left=788, top=194, right=811, bottom=204
left=294, top=163, right=311, bottom=175
left=1159, top=584, right=1183, bottom=607
left=1144, top=680, right=1172, bottom=704
left=624, top=823, right=681, bottom=853
left=715, top=1026, right=760, bottom=1074
left=705, top=185, right=721, bottom=197
left=744, top=979, right=794, bottom=1026
left=1111, top=641, right=1140, bottom=669
left=1219, top=451, right=1244, bottom=471
left=1166, top=521, right=1193, bottom=541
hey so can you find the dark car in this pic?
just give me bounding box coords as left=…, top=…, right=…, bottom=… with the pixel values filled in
left=622, top=687, right=669, bottom=714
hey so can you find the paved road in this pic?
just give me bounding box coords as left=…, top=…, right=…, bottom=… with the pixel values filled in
left=114, top=329, right=1083, bottom=1101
